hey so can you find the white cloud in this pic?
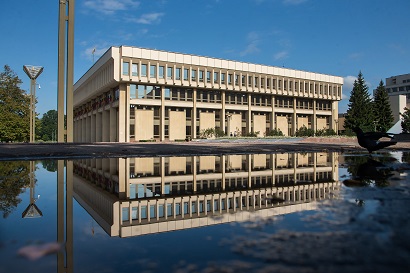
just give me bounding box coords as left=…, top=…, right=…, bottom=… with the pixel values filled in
left=342, top=75, right=373, bottom=96
left=83, top=0, right=140, bottom=15
left=84, top=46, right=109, bottom=61
left=131, top=13, right=164, bottom=24
left=240, top=32, right=260, bottom=56
left=274, top=50, right=289, bottom=61
left=343, top=75, right=356, bottom=96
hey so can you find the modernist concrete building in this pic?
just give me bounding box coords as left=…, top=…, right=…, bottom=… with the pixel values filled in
left=73, top=46, right=343, bottom=142
left=385, top=73, right=410, bottom=126
left=385, top=73, right=410, bottom=97
left=73, top=152, right=339, bottom=237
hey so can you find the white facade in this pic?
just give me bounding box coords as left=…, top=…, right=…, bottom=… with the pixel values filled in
left=74, top=46, right=343, bottom=142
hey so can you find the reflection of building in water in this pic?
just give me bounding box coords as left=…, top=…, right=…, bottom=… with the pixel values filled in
left=73, top=153, right=339, bottom=237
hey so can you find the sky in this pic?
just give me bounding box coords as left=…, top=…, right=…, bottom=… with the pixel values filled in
left=1, top=0, right=409, bottom=115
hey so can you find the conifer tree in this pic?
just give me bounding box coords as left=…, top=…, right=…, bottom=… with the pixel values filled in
left=401, top=107, right=410, bottom=133
left=373, top=80, right=394, bottom=132
left=344, top=71, right=374, bottom=132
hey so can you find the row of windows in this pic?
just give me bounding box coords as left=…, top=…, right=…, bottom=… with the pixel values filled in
left=122, top=186, right=330, bottom=221
left=128, top=105, right=332, bottom=139
left=129, top=84, right=333, bottom=110
left=122, top=61, right=342, bottom=96
left=387, top=85, right=410, bottom=93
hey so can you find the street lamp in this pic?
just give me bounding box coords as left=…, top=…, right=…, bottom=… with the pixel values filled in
left=23, top=65, right=43, bottom=143
left=22, top=161, right=42, bottom=218
left=334, top=119, right=339, bottom=135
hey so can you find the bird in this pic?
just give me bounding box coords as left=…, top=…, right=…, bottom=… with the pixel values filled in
left=352, top=127, right=397, bottom=153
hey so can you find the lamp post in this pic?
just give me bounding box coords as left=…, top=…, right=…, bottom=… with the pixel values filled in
left=23, top=65, right=43, bottom=143
left=334, top=119, right=339, bottom=135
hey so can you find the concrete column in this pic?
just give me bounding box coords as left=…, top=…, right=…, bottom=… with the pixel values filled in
left=86, top=114, right=91, bottom=142
left=102, top=109, right=109, bottom=142
left=192, top=88, right=197, bottom=139
left=247, top=154, right=252, bottom=188
left=96, top=111, right=102, bottom=142
left=161, top=157, right=165, bottom=194
left=82, top=116, right=86, bottom=142
left=91, top=112, right=96, bottom=142
left=272, top=154, right=276, bottom=186
left=271, top=96, right=275, bottom=131
left=118, top=83, right=128, bottom=142
left=109, top=107, right=117, bottom=142
left=292, top=97, right=297, bottom=136
left=332, top=101, right=338, bottom=132
left=247, top=93, right=252, bottom=134
left=160, top=86, right=165, bottom=141
left=313, top=99, right=317, bottom=134
left=221, top=155, right=226, bottom=190
left=221, top=90, right=226, bottom=133
left=118, top=158, right=127, bottom=199
left=313, top=153, right=317, bottom=182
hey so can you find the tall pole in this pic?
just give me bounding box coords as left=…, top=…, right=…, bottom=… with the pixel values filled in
left=58, top=0, right=75, bottom=142
left=23, top=65, right=43, bottom=143
left=67, top=0, right=74, bottom=142
left=29, top=80, right=33, bottom=142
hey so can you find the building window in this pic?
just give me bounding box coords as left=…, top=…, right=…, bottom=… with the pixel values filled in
left=158, top=66, right=164, bottom=79
left=138, top=85, right=145, bottom=99
left=176, top=68, right=181, bottom=80
left=165, top=88, right=171, bottom=100
left=214, top=72, right=219, bottom=83
left=122, top=207, right=129, bottom=222
left=141, top=64, right=147, bottom=77
left=130, top=84, right=137, bottom=99
left=199, top=70, right=204, bottom=82
left=191, top=69, right=196, bottom=81
left=122, top=62, right=129, bottom=76
left=150, top=65, right=156, bottom=78
left=184, top=68, right=189, bottom=81
left=228, top=74, right=232, bottom=85
left=132, top=63, right=138, bottom=76
left=221, top=73, right=226, bottom=84
left=167, top=67, right=173, bottom=80
left=207, top=71, right=211, bottom=83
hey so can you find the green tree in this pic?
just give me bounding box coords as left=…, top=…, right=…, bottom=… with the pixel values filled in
left=0, top=161, right=31, bottom=218
left=38, top=110, right=58, bottom=141
left=401, top=107, right=410, bottom=133
left=0, top=65, right=30, bottom=142
left=373, top=80, right=393, bottom=132
left=344, top=71, right=374, bottom=132
left=295, top=125, right=314, bottom=137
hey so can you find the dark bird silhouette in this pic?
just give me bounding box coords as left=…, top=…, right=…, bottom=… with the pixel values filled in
left=352, top=127, right=397, bottom=153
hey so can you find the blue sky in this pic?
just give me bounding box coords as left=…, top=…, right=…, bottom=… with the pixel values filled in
left=1, top=0, right=409, bottom=115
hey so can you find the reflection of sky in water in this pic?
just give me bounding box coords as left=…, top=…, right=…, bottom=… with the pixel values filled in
left=1, top=151, right=409, bottom=272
